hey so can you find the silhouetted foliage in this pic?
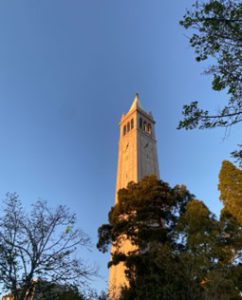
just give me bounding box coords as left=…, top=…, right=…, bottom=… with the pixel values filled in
left=178, top=0, right=242, bottom=164
left=0, top=194, right=95, bottom=300
left=3, top=282, right=107, bottom=300
left=27, top=282, right=86, bottom=300
left=97, top=291, right=108, bottom=300
left=98, top=176, right=242, bottom=300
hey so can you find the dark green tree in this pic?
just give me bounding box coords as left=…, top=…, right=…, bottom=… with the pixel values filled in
left=175, top=200, right=219, bottom=299
left=0, top=194, right=95, bottom=300
left=56, top=287, right=107, bottom=300
left=97, top=176, right=242, bottom=300
left=22, top=282, right=106, bottom=300
left=31, top=282, right=86, bottom=300
left=98, top=176, right=194, bottom=299
left=178, top=0, right=242, bottom=163
left=177, top=200, right=242, bottom=300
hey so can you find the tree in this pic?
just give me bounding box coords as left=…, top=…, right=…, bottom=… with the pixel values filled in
left=15, top=282, right=107, bottom=300
left=97, top=176, right=242, bottom=299
left=97, top=176, right=194, bottom=299
left=0, top=193, right=95, bottom=300
left=218, top=160, right=242, bottom=225
left=177, top=200, right=242, bottom=300
left=97, top=291, right=108, bottom=300
left=14, top=281, right=87, bottom=300
left=178, top=0, right=242, bottom=162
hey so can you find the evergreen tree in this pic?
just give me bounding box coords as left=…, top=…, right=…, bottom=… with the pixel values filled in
left=218, top=160, right=242, bottom=225
left=97, top=176, right=242, bottom=299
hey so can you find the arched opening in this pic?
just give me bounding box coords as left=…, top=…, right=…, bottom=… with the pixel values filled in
left=139, top=117, right=143, bottom=129
left=147, top=123, right=152, bottom=134
left=143, top=121, right=147, bottom=132
left=131, top=118, right=134, bottom=129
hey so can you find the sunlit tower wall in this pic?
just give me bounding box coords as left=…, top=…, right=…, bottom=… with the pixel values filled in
left=109, top=94, right=160, bottom=299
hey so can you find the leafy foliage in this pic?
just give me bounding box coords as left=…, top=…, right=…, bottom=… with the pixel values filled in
left=218, top=160, right=242, bottom=225
left=3, top=282, right=107, bottom=300
left=0, top=194, right=95, bottom=300
left=231, top=145, right=242, bottom=167
left=178, top=0, right=242, bottom=163
left=98, top=176, right=242, bottom=300
left=30, top=282, right=86, bottom=300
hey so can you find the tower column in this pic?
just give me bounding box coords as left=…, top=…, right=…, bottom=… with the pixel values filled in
left=109, top=94, right=159, bottom=299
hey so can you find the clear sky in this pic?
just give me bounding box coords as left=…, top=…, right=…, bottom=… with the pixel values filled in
left=0, top=0, right=240, bottom=294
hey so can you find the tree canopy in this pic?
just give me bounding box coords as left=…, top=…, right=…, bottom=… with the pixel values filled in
left=0, top=194, right=95, bottom=300
left=98, top=176, right=242, bottom=300
left=178, top=0, right=242, bottom=163
left=218, top=160, right=242, bottom=225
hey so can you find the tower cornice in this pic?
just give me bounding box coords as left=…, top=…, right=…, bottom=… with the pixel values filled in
left=120, top=108, right=154, bottom=123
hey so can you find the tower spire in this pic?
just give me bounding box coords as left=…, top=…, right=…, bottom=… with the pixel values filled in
left=129, top=93, right=142, bottom=112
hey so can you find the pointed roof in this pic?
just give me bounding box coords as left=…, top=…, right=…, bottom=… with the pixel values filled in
left=129, top=93, right=142, bottom=112
left=120, top=93, right=154, bottom=123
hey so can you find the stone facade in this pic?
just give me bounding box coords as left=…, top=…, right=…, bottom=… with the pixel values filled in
left=109, top=94, right=160, bottom=299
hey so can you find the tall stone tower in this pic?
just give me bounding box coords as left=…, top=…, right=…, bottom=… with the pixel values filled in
left=109, top=94, right=160, bottom=299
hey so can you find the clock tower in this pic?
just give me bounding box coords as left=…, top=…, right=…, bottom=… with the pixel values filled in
left=109, top=94, right=160, bottom=299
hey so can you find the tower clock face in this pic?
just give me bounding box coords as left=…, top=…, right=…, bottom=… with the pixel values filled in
left=141, top=135, right=151, bottom=151
left=140, top=134, right=155, bottom=175
left=123, top=142, right=130, bottom=160
left=122, top=141, right=129, bottom=161
left=121, top=140, right=134, bottom=185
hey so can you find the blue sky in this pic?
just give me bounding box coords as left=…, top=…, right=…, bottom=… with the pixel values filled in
left=0, top=0, right=240, bottom=294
